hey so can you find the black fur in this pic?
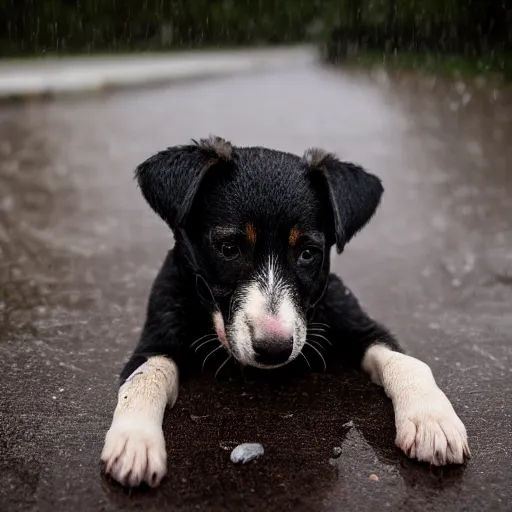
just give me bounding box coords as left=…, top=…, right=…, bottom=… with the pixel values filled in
left=121, top=137, right=401, bottom=382
left=304, top=149, right=384, bottom=253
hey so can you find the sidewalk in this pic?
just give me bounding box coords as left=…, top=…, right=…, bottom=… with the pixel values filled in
left=0, top=46, right=315, bottom=99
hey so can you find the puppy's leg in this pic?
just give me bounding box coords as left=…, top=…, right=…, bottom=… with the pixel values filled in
left=320, top=273, right=470, bottom=465
left=362, top=344, right=470, bottom=465
left=101, top=355, right=178, bottom=487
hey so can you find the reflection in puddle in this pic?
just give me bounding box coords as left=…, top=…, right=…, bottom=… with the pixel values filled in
left=326, top=424, right=406, bottom=509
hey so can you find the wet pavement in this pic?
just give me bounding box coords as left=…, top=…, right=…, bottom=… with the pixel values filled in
left=1, top=58, right=511, bottom=511
left=0, top=48, right=314, bottom=99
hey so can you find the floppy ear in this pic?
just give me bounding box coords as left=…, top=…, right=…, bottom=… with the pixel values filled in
left=135, top=136, right=233, bottom=231
left=304, top=148, right=383, bottom=253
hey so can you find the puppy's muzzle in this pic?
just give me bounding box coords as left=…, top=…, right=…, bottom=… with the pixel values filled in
left=249, top=314, right=293, bottom=366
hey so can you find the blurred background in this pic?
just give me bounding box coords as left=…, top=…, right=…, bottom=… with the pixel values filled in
left=1, top=2, right=511, bottom=512
left=0, top=0, right=511, bottom=77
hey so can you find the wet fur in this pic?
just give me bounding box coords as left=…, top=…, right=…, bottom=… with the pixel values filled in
left=102, top=136, right=470, bottom=487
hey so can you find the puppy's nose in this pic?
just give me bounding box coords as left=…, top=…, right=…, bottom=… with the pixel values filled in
left=251, top=314, right=293, bottom=365
left=252, top=337, right=293, bottom=365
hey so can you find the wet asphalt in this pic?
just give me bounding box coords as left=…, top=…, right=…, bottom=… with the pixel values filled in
left=0, top=59, right=511, bottom=511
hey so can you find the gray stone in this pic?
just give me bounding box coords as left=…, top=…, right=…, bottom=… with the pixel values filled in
left=230, top=443, right=265, bottom=464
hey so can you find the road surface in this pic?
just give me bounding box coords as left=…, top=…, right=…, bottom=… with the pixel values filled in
left=0, top=56, right=511, bottom=511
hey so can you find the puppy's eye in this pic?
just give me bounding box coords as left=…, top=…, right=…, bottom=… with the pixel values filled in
left=298, top=248, right=321, bottom=265
left=300, top=249, right=313, bottom=261
left=221, top=244, right=240, bottom=260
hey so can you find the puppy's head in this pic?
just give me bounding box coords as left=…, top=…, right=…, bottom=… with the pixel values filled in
left=136, top=136, right=383, bottom=369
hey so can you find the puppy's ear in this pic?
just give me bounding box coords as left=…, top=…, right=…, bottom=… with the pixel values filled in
left=304, top=148, right=383, bottom=253
left=135, top=136, right=233, bottom=230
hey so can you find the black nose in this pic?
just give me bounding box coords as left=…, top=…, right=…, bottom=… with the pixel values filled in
left=252, top=337, right=293, bottom=365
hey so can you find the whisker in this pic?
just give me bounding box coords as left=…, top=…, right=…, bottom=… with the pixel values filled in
left=306, top=338, right=325, bottom=351
left=305, top=342, right=327, bottom=373
left=191, top=332, right=217, bottom=348
left=194, top=337, right=219, bottom=353
left=215, top=355, right=232, bottom=380
left=308, top=322, right=330, bottom=329
left=308, top=333, right=332, bottom=346
left=202, top=345, right=224, bottom=371
left=195, top=273, right=218, bottom=308
left=307, top=327, right=326, bottom=334
left=299, top=351, right=312, bottom=370
left=227, top=295, right=236, bottom=323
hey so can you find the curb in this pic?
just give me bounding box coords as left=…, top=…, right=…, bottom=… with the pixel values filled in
left=0, top=46, right=316, bottom=100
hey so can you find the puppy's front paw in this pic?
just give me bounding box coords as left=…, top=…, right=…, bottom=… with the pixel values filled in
left=395, top=392, right=470, bottom=466
left=101, top=416, right=167, bottom=487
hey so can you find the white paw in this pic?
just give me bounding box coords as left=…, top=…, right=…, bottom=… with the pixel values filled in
left=101, top=416, right=167, bottom=487
left=395, top=393, right=470, bottom=466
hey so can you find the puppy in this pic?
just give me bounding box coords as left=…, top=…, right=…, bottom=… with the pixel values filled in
left=101, top=136, right=470, bottom=487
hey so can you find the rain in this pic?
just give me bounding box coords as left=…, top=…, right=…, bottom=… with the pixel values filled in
left=0, top=2, right=511, bottom=511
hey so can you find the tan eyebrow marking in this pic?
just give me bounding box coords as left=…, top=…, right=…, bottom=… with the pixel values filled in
left=289, top=226, right=301, bottom=247
left=245, top=223, right=257, bottom=244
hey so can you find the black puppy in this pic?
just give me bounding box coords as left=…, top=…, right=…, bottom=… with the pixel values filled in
left=101, top=137, right=470, bottom=487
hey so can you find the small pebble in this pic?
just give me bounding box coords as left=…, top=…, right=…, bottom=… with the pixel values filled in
left=369, top=474, right=379, bottom=481
left=230, top=443, right=264, bottom=464
left=332, top=447, right=342, bottom=458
